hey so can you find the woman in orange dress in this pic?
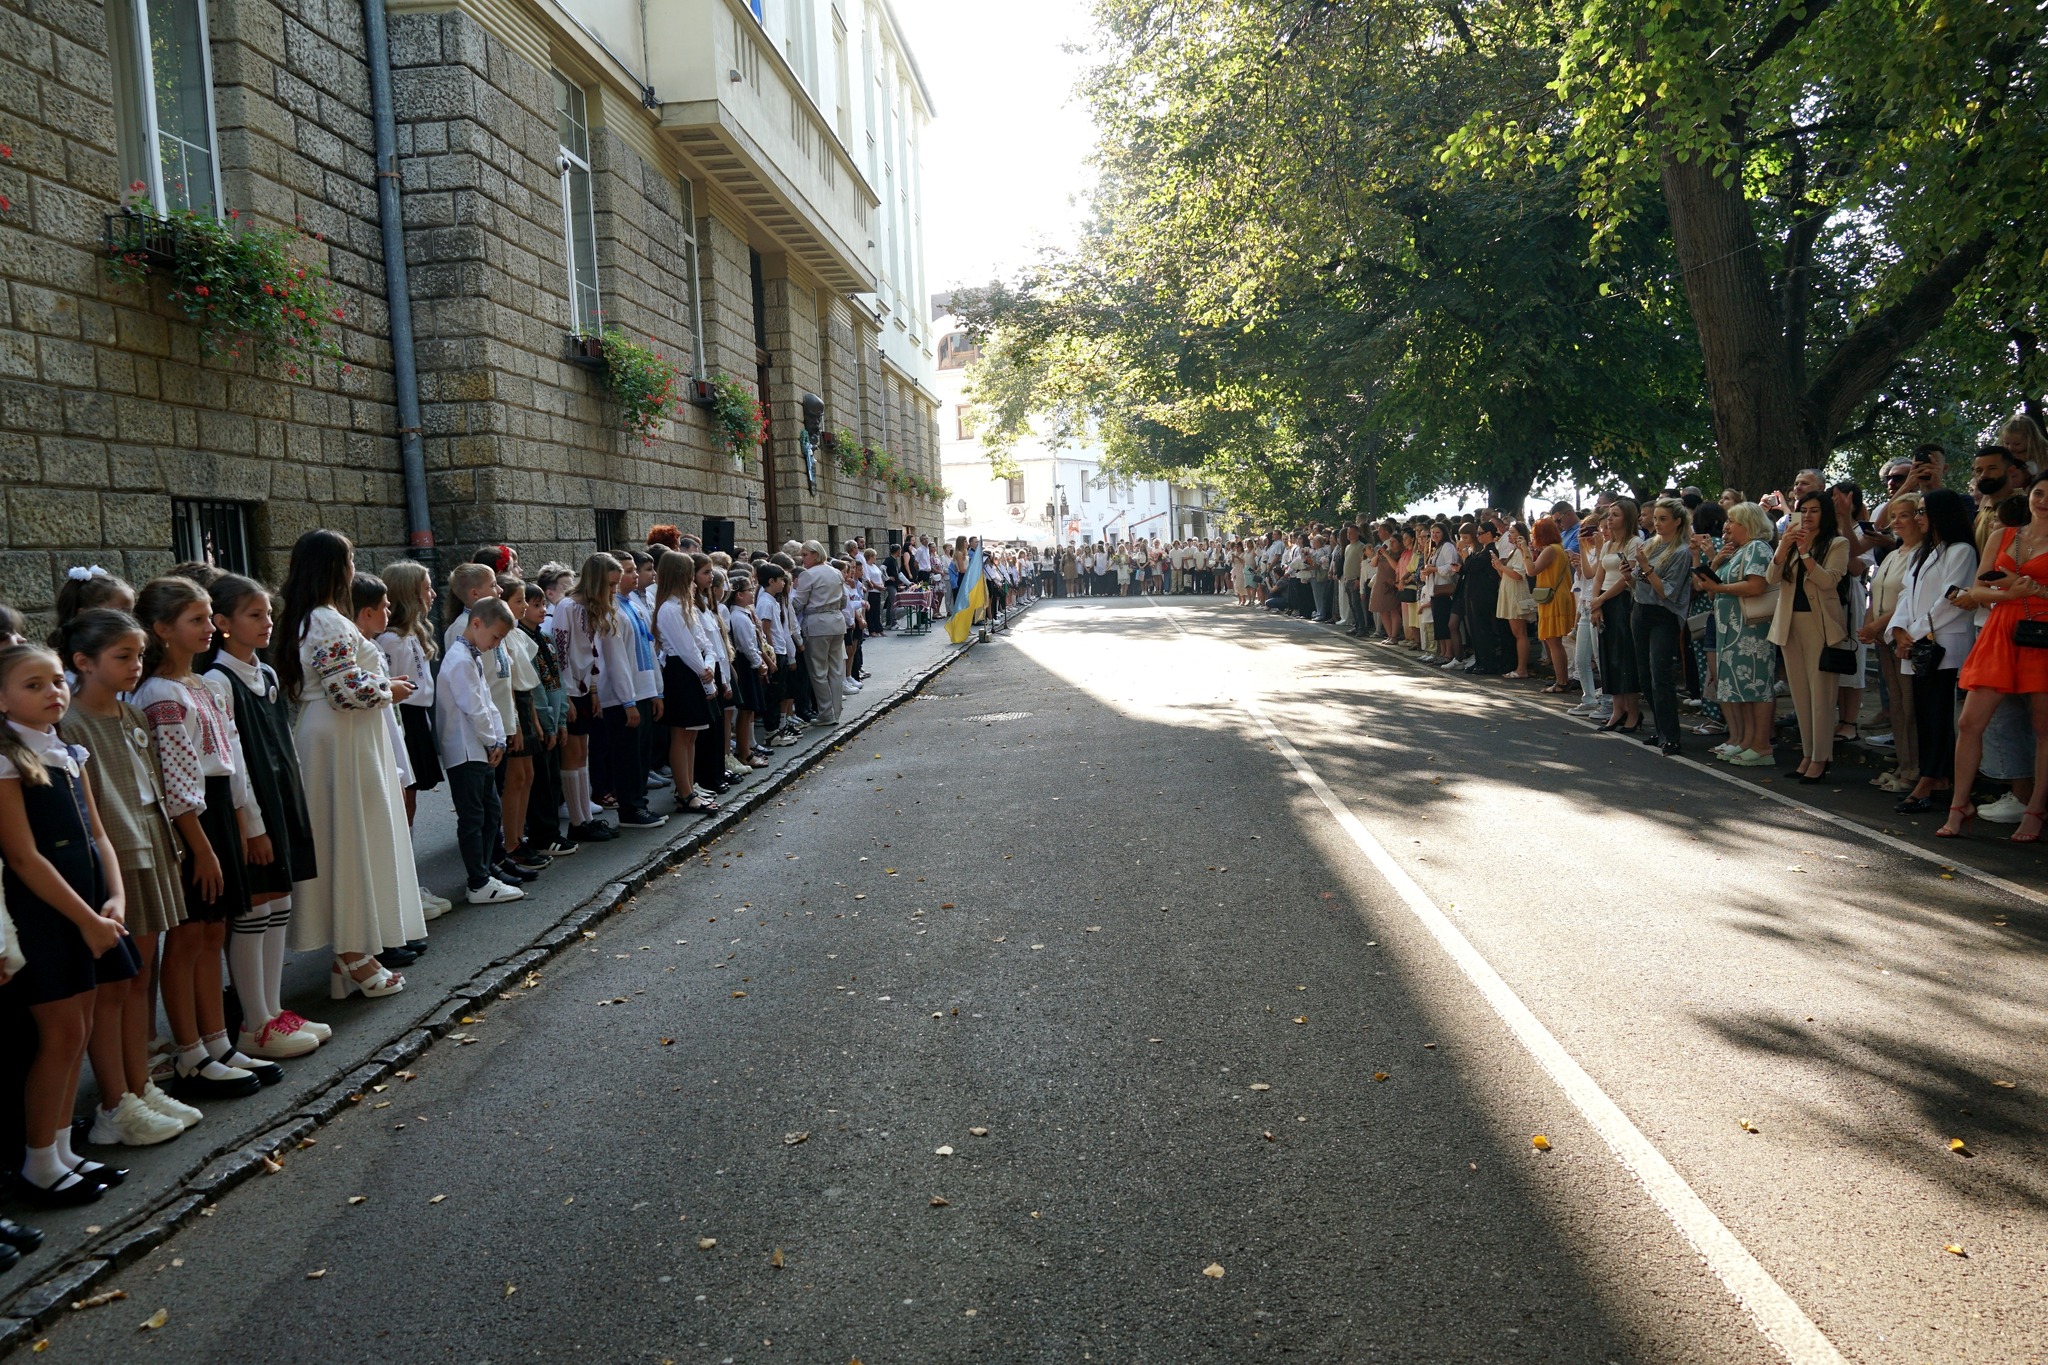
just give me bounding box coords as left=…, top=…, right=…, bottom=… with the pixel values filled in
left=1939, top=473, right=2048, bottom=841
left=1530, top=517, right=1575, bottom=691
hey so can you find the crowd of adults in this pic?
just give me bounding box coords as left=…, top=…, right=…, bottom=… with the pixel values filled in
left=1248, top=417, right=2048, bottom=839
left=1028, top=416, right=2048, bottom=844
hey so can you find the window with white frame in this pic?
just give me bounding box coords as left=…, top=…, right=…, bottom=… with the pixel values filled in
left=678, top=176, right=707, bottom=375
left=554, top=75, right=602, bottom=337
left=1004, top=475, right=1024, bottom=505
left=106, top=0, right=222, bottom=216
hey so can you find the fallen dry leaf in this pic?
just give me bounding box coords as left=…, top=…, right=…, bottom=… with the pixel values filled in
left=1249, top=1083, right=1271, bottom=1092
left=1948, top=1138, right=1973, bottom=1157
left=784, top=1131, right=810, bottom=1146
left=260, top=1154, right=284, bottom=1174
left=969, top=1126, right=989, bottom=1137
left=139, top=1308, right=168, bottom=1331
left=771, top=1248, right=785, bottom=1269
left=930, top=1196, right=949, bottom=1207
left=1992, top=1079, right=2017, bottom=1089
left=941, top=903, right=956, bottom=909
left=1293, top=1016, right=1307, bottom=1025
left=1944, top=1244, right=1967, bottom=1257
left=1262, top=1130, right=1275, bottom=1142
left=70, top=1289, right=128, bottom=1310
left=1531, top=1135, right=1552, bottom=1151
left=935, top=1145, right=955, bottom=1157
left=732, top=991, right=747, bottom=998
left=296, top=1137, right=317, bottom=1150
left=1738, top=1119, right=1759, bottom=1134
left=698, top=1237, right=718, bottom=1250
left=429, top=1194, right=447, bottom=1205
left=31, top=1340, right=47, bottom=1352
left=305, top=1269, right=326, bottom=1280
left=348, top=1195, right=366, bottom=1205
left=1372, top=1072, right=1389, bottom=1083
left=1202, top=1263, right=1226, bottom=1279
left=504, top=1283, right=517, bottom=1298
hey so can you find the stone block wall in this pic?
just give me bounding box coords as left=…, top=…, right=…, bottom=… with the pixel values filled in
left=0, top=0, right=403, bottom=625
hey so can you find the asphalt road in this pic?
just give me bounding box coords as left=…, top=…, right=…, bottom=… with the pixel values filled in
left=23, top=597, right=2047, bottom=1364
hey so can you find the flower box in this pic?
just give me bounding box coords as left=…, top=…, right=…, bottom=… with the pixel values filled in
left=103, top=209, right=182, bottom=267
left=566, top=333, right=608, bottom=370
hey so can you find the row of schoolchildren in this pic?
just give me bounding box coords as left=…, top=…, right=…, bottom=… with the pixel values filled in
left=0, top=528, right=878, bottom=1236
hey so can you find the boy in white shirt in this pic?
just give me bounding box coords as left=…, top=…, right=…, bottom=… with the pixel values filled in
left=437, top=599, right=523, bottom=904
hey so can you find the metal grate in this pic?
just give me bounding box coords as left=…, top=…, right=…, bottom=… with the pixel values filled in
left=170, top=498, right=252, bottom=575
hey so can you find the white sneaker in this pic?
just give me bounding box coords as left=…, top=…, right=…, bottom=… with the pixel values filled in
left=1565, top=699, right=1598, bottom=716
left=420, top=893, right=448, bottom=921
left=138, top=1080, right=202, bottom=1128
left=467, top=876, right=527, bottom=904
left=88, top=1092, right=185, bottom=1147
left=238, top=1018, right=319, bottom=1060
left=841, top=681, right=861, bottom=695
left=421, top=888, right=453, bottom=911
left=1979, top=792, right=2027, bottom=823
left=1866, top=733, right=1894, bottom=748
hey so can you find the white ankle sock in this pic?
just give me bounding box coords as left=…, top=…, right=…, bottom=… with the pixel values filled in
left=22, top=1143, right=70, bottom=1188
left=202, top=1029, right=232, bottom=1060
left=52, top=1128, right=77, bottom=1166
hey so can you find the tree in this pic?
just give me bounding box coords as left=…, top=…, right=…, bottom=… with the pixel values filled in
left=965, top=0, right=1708, bottom=521
left=1451, top=0, right=2046, bottom=494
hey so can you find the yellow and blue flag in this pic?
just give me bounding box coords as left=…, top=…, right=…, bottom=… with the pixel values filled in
left=944, top=549, right=988, bottom=644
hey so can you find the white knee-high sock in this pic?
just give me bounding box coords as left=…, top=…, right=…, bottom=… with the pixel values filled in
left=565, top=767, right=590, bottom=824
left=227, top=908, right=270, bottom=1031
left=262, top=896, right=291, bottom=1021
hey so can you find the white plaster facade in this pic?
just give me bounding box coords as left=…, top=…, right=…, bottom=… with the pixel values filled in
left=931, top=305, right=1201, bottom=546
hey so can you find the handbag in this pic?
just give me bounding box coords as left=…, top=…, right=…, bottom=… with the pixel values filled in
left=1818, top=642, right=1860, bottom=675
left=1398, top=587, right=1418, bottom=604
left=1740, top=584, right=1779, bottom=623
left=2015, top=618, right=2048, bottom=649
left=1532, top=583, right=1556, bottom=605
left=1908, top=635, right=1946, bottom=673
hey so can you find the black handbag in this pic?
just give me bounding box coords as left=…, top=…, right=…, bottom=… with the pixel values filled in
left=2015, top=618, right=2048, bottom=649
left=1398, top=587, right=1418, bottom=604
left=1818, top=643, right=1860, bottom=675
left=1908, top=636, right=1946, bottom=673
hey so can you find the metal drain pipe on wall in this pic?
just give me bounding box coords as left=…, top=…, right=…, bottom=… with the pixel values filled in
left=361, top=0, right=434, bottom=569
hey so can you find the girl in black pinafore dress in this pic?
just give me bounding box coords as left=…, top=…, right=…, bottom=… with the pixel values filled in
left=205, top=576, right=323, bottom=1060
left=0, top=643, right=137, bottom=1207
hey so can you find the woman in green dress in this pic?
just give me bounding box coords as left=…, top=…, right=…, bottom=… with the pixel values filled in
left=1697, top=501, right=1778, bottom=765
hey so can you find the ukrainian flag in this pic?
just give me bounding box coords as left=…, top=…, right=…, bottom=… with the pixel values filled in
left=944, top=549, right=988, bottom=644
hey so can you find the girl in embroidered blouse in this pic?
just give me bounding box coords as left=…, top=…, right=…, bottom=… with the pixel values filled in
left=275, top=530, right=425, bottom=1001
left=132, top=578, right=273, bottom=1102
left=557, top=553, right=626, bottom=842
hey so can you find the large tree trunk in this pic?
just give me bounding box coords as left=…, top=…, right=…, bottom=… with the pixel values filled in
left=1659, top=156, right=1809, bottom=498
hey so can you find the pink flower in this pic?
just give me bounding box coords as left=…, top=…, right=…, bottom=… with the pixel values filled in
left=194, top=285, right=209, bottom=297
left=130, top=180, right=146, bottom=192
left=0, top=196, right=9, bottom=213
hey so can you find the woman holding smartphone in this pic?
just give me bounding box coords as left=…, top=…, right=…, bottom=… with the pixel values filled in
left=1766, top=490, right=1852, bottom=782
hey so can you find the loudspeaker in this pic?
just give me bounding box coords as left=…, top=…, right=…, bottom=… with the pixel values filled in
left=702, top=517, right=736, bottom=555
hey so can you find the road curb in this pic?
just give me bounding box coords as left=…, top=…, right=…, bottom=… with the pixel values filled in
left=0, top=610, right=1025, bottom=1357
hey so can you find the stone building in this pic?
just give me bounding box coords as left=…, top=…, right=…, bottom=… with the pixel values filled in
left=0, top=0, right=940, bottom=624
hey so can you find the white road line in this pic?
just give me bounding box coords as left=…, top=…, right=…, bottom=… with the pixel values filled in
left=1297, top=612, right=2048, bottom=912
left=1148, top=600, right=1847, bottom=1365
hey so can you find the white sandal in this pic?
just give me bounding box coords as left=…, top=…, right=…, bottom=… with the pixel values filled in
left=330, top=955, right=405, bottom=1000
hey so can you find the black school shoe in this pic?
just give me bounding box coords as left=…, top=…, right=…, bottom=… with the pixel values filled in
left=169, top=1060, right=263, bottom=1100
left=0, top=1217, right=44, bottom=1252
left=11, top=1171, right=104, bottom=1209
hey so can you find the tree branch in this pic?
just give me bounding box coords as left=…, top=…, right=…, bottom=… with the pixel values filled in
left=1802, top=231, right=1996, bottom=450
left=1440, top=2, right=1478, bottom=55
left=1743, top=0, right=1838, bottom=74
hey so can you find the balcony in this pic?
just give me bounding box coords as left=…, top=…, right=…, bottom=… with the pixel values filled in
left=645, top=0, right=879, bottom=293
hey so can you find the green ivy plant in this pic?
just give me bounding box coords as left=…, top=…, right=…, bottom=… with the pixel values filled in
left=596, top=328, right=686, bottom=445
left=700, top=371, right=766, bottom=462
left=105, top=201, right=343, bottom=377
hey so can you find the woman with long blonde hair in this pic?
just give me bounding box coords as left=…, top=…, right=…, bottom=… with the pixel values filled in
left=652, top=551, right=716, bottom=813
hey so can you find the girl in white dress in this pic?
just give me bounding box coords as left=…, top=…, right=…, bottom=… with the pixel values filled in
left=272, top=530, right=424, bottom=1000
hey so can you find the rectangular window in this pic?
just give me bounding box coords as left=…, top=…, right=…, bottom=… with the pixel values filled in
left=555, top=75, right=602, bottom=336
left=594, top=508, right=627, bottom=551
left=954, top=404, right=973, bottom=441
left=1081, top=479, right=1090, bottom=503
left=171, top=498, right=252, bottom=575
left=1004, top=475, right=1024, bottom=505
left=107, top=0, right=222, bottom=216
left=678, top=177, right=707, bottom=375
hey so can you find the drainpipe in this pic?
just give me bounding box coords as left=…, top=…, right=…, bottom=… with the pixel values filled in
left=361, top=0, right=434, bottom=568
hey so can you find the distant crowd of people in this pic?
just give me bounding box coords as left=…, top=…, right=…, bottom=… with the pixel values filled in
left=1218, top=415, right=2048, bottom=846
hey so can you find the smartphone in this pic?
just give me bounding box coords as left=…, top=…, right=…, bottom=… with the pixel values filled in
left=1980, top=569, right=2010, bottom=583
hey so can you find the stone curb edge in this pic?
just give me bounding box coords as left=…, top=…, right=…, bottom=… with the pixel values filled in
left=0, top=609, right=1024, bottom=1354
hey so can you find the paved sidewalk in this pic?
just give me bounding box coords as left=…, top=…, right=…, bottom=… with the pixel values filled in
left=0, top=615, right=990, bottom=1330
